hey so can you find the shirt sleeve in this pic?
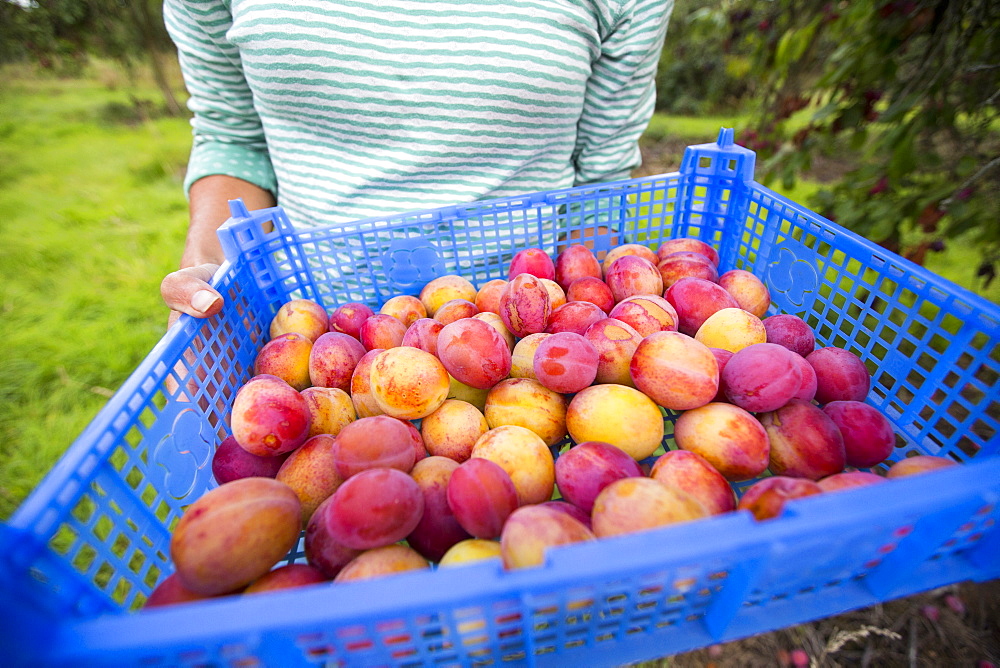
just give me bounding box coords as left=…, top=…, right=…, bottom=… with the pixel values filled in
left=163, top=0, right=278, bottom=197
left=573, top=0, right=674, bottom=186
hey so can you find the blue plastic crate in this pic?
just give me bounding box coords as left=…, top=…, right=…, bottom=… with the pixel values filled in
left=2, top=129, right=998, bottom=667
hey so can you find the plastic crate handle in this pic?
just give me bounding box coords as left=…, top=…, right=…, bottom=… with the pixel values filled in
left=216, top=199, right=328, bottom=308
left=673, top=128, right=758, bottom=273
left=217, top=199, right=289, bottom=263
left=679, top=128, right=757, bottom=184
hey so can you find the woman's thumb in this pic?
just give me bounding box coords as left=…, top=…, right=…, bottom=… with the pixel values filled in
left=161, top=264, right=223, bottom=318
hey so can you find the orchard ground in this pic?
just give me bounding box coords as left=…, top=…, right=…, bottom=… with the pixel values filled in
left=0, top=63, right=996, bottom=666
left=645, top=579, right=1000, bottom=667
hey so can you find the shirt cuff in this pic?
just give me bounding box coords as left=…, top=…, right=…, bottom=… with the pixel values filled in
left=183, top=139, right=278, bottom=198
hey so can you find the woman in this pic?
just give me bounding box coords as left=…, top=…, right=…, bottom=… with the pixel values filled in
left=160, top=0, right=674, bottom=324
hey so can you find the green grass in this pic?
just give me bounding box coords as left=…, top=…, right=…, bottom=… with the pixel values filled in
left=642, top=113, right=751, bottom=142
left=0, top=64, right=192, bottom=519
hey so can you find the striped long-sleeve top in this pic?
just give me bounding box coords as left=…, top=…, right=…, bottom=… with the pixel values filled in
left=164, top=0, right=674, bottom=228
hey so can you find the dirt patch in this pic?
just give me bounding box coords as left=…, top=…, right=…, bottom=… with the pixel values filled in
left=651, top=579, right=1000, bottom=667
left=806, top=152, right=857, bottom=184
left=636, top=138, right=692, bottom=178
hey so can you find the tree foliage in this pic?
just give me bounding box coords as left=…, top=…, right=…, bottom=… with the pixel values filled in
left=0, top=0, right=181, bottom=114
left=655, top=0, right=999, bottom=288
left=655, top=0, right=760, bottom=114
left=743, top=0, right=1000, bottom=285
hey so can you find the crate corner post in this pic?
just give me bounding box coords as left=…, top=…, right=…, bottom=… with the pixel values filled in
left=217, top=198, right=316, bottom=308
left=677, top=128, right=757, bottom=265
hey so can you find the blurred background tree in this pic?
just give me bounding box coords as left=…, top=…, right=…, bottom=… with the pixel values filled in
left=0, top=0, right=181, bottom=115
left=657, top=0, right=999, bottom=288
left=654, top=0, right=759, bottom=115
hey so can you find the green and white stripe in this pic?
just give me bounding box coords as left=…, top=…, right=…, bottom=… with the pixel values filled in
left=165, top=0, right=673, bottom=228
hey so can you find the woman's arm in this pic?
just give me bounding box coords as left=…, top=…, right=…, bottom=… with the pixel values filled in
left=573, top=0, right=674, bottom=185
left=182, top=175, right=277, bottom=271
left=161, top=175, right=276, bottom=327
left=161, top=0, right=279, bottom=326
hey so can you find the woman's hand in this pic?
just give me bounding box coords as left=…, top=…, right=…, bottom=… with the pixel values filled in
left=162, top=263, right=224, bottom=328
left=163, top=175, right=276, bottom=329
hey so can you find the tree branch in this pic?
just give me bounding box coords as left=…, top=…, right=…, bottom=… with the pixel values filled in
left=941, top=155, right=1000, bottom=209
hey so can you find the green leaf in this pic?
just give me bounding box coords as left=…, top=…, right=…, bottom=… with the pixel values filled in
left=839, top=104, right=863, bottom=130
left=882, top=92, right=922, bottom=123
left=866, top=206, right=900, bottom=242
left=920, top=183, right=955, bottom=207
left=812, top=102, right=840, bottom=123
left=849, top=128, right=869, bottom=151
left=947, top=213, right=982, bottom=238
left=888, top=139, right=917, bottom=180
left=774, top=18, right=820, bottom=69
left=956, top=156, right=978, bottom=178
